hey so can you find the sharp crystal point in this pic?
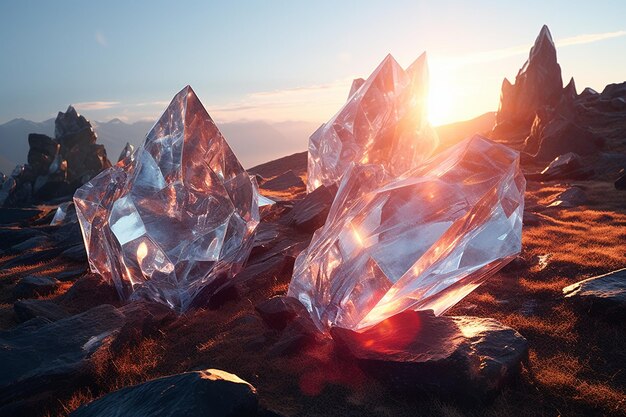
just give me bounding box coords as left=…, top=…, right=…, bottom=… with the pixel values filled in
left=306, top=53, right=438, bottom=193
left=74, top=86, right=261, bottom=311
left=289, top=135, right=525, bottom=333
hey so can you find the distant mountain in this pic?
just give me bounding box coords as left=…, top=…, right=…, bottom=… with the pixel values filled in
left=435, top=112, right=496, bottom=149
left=0, top=118, right=55, bottom=174
left=0, top=117, right=319, bottom=174
left=0, top=112, right=495, bottom=175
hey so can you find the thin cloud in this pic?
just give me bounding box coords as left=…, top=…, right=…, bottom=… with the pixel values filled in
left=436, top=29, right=626, bottom=68
left=74, top=101, right=120, bottom=111
left=206, top=79, right=352, bottom=123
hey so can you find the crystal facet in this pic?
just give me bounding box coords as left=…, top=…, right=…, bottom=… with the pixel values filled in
left=289, top=135, right=525, bottom=332
left=307, top=53, right=438, bottom=192
left=74, top=86, right=260, bottom=311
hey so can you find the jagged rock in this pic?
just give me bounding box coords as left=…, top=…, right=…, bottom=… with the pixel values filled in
left=0, top=305, right=126, bottom=415
left=331, top=310, right=528, bottom=400
left=564, top=268, right=626, bottom=320
left=2, top=106, right=112, bottom=207
left=54, top=105, right=93, bottom=138
left=117, top=142, right=134, bottom=162
left=600, top=82, right=626, bottom=101
left=12, top=276, right=61, bottom=299
left=579, top=87, right=599, bottom=100
left=13, top=299, right=70, bottom=322
left=548, top=186, right=587, bottom=208
left=70, top=369, right=259, bottom=417
left=529, top=116, right=602, bottom=162
left=27, top=134, right=58, bottom=175
left=493, top=26, right=563, bottom=139
left=65, top=142, right=111, bottom=184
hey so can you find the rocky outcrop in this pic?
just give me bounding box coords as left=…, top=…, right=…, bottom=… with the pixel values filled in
left=2, top=106, right=112, bottom=207
left=525, top=116, right=603, bottom=162
left=70, top=369, right=259, bottom=417
left=492, top=25, right=563, bottom=143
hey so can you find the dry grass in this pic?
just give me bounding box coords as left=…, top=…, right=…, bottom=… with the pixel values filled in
left=3, top=179, right=626, bottom=417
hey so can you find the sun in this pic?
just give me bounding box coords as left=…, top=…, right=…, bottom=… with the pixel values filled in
left=428, top=72, right=456, bottom=126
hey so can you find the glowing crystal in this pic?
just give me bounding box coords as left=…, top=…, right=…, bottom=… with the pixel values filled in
left=74, top=86, right=260, bottom=311
left=307, top=53, right=438, bottom=192
left=289, top=135, right=525, bottom=332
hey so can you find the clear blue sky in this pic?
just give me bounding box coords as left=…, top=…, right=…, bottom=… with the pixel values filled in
left=1, top=0, right=625, bottom=126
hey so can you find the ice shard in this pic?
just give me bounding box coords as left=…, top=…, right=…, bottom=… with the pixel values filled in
left=307, top=53, right=438, bottom=192
left=74, top=86, right=260, bottom=311
left=289, top=135, right=525, bottom=332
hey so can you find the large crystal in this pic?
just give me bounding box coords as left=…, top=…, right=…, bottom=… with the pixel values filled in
left=307, top=53, right=438, bottom=192
left=74, top=86, right=260, bottom=311
left=289, top=135, right=525, bottom=332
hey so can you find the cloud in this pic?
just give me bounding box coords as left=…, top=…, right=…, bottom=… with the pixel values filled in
left=435, top=29, right=626, bottom=68
left=74, top=101, right=120, bottom=111
left=205, top=79, right=353, bottom=123
left=95, top=31, right=108, bottom=47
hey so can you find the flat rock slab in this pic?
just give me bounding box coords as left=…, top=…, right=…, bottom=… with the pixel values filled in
left=563, top=268, right=626, bottom=320
left=0, top=304, right=126, bottom=412
left=14, top=299, right=70, bottom=322
left=12, top=275, right=61, bottom=299
left=0, top=208, right=44, bottom=225
left=331, top=310, right=528, bottom=401
left=70, top=369, right=259, bottom=417
left=284, top=184, right=337, bottom=232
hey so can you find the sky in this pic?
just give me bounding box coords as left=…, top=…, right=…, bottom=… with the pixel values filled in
left=1, top=0, right=626, bottom=127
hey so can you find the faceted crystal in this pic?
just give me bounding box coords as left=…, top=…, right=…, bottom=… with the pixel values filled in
left=289, top=135, right=525, bottom=332
left=307, top=53, right=438, bottom=192
left=74, top=86, right=260, bottom=311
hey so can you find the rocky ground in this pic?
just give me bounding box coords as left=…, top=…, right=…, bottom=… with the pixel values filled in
left=1, top=24, right=625, bottom=417
left=0, top=148, right=624, bottom=416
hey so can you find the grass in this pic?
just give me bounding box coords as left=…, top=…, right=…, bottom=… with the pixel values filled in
left=3, top=179, right=626, bottom=417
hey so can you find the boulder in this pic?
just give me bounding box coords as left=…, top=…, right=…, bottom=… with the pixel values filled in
left=563, top=268, right=626, bottom=320
left=256, top=295, right=310, bottom=330
left=528, top=152, right=593, bottom=181
left=70, top=369, right=259, bottom=417
left=548, top=186, right=587, bottom=208
left=331, top=310, right=528, bottom=401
